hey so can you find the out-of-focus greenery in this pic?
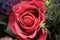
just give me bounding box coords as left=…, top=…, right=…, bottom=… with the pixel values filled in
left=45, top=0, right=51, bottom=6
left=45, top=0, right=60, bottom=40
left=0, top=0, right=2, bottom=3
left=0, top=15, right=8, bottom=31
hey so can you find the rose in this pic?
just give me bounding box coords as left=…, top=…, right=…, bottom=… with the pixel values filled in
left=8, top=0, right=48, bottom=40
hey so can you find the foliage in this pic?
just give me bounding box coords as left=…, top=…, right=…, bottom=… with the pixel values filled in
left=45, top=0, right=60, bottom=40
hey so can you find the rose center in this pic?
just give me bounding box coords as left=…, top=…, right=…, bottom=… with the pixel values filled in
left=23, top=15, right=34, bottom=27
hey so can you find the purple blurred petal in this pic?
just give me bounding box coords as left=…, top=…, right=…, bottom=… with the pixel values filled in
left=1, top=0, right=20, bottom=15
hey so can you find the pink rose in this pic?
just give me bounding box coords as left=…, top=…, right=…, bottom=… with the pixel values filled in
left=8, top=0, right=48, bottom=40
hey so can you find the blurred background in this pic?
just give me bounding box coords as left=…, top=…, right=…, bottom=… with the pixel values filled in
left=0, top=0, right=60, bottom=40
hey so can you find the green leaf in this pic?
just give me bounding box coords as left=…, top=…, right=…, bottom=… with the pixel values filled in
left=5, top=26, right=16, bottom=38
left=0, top=15, right=8, bottom=30
left=0, top=0, right=2, bottom=3
left=46, top=0, right=60, bottom=40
